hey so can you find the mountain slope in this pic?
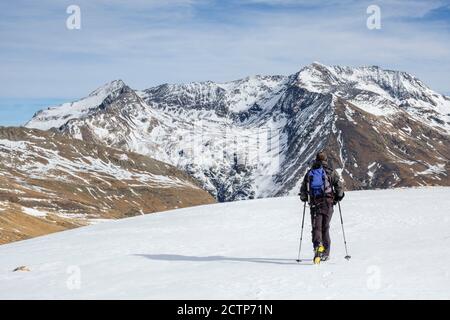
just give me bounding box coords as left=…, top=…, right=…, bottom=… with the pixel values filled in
left=25, top=80, right=128, bottom=131
left=296, top=62, right=450, bottom=129
left=25, top=63, right=450, bottom=201
left=0, top=127, right=215, bottom=244
left=276, top=96, right=450, bottom=194
left=0, top=187, right=449, bottom=299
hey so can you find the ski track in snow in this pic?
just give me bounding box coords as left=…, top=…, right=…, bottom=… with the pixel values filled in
left=0, top=187, right=449, bottom=299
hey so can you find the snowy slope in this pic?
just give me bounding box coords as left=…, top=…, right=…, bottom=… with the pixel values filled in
left=25, top=80, right=127, bottom=130
left=1, top=187, right=449, bottom=299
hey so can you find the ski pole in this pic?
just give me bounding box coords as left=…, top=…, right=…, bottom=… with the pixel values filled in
left=337, top=201, right=351, bottom=260
left=296, top=200, right=307, bottom=263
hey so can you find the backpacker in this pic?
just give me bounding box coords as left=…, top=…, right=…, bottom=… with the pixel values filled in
left=308, top=166, right=332, bottom=198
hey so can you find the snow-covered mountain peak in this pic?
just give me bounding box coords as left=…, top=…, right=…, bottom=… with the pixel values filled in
left=139, top=74, right=288, bottom=114
left=295, top=62, right=341, bottom=92
left=294, top=63, right=450, bottom=124
left=88, top=79, right=127, bottom=97
left=25, top=79, right=131, bottom=131
left=297, top=62, right=430, bottom=96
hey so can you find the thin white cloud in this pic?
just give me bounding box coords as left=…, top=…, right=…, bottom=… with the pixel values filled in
left=0, top=0, right=449, bottom=98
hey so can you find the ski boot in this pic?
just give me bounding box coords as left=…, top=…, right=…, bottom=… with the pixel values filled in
left=313, top=244, right=325, bottom=265
left=320, top=248, right=330, bottom=262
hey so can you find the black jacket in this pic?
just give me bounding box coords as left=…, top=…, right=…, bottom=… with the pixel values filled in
left=299, top=160, right=344, bottom=202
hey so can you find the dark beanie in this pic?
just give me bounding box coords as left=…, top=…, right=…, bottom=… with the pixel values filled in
left=316, top=151, right=327, bottom=162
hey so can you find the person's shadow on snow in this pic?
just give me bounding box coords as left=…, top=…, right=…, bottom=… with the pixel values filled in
left=133, top=254, right=312, bottom=265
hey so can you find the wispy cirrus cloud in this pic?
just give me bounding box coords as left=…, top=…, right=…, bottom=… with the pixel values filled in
left=0, top=0, right=449, bottom=102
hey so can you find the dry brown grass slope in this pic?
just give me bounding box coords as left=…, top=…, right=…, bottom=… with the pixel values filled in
left=0, top=127, right=215, bottom=245
left=325, top=98, right=450, bottom=189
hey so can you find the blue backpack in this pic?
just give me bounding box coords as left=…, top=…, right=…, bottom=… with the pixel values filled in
left=308, top=167, right=332, bottom=198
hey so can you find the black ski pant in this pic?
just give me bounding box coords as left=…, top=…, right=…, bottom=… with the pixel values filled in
left=310, top=198, right=334, bottom=255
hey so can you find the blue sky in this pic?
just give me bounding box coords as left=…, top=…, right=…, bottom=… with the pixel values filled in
left=1, top=0, right=450, bottom=125
left=0, top=98, right=72, bottom=126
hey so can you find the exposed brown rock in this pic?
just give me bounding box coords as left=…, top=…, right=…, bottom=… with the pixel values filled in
left=13, top=266, right=30, bottom=272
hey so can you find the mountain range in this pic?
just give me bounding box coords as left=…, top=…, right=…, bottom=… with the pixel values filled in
left=26, top=62, right=450, bottom=201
